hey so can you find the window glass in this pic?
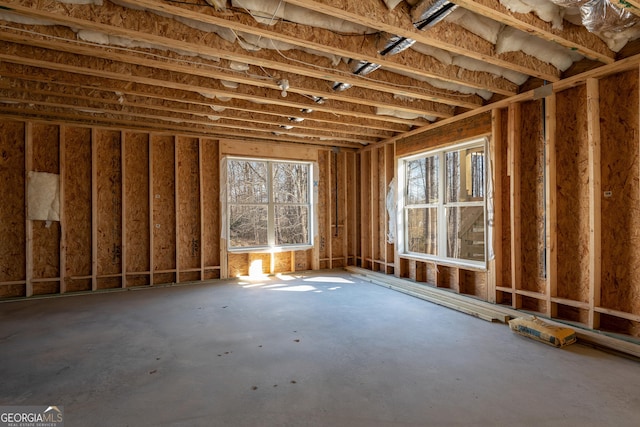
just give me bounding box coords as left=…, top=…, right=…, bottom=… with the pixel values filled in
left=406, top=156, right=438, bottom=204
left=401, top=141, right=486, bottom=266
left=227, top=158, right=312, bottom=250
left=227, top=160, right=268, bottom=204
left=275, top=206, right=310, bottom=245
left=273, top=163, right=309, bottom=204
left=406, top=207, right=438, bottom=255
left=446, top=206, right=485, bottom=262
left=229, top=205, right=268, bottom=247
left=446, top=147, right=485, bottom=203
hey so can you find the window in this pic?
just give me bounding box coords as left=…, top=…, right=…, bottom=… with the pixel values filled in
left=226, top=158, right=313, bottom=251
left=399, top=140, right=487, bottom=266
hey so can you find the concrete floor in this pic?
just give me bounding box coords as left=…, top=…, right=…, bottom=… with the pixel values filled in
left=1, top=270, right=639, bottom=427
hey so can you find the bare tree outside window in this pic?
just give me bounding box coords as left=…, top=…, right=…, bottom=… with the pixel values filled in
left=273, top=162, right=309, bottom=245
left=227, top=158, right=311, bottom=249
left=405, top=156, right=438, bottom=255
left=401, top=142, right=486, bottom=265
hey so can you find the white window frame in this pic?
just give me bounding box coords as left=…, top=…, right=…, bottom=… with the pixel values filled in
left=397, top=138, right=488, bottom=269
left=225, top=156, right=315, bottom=253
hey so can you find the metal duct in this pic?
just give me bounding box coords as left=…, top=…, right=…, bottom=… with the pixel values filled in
left=352, top=60, right=382, bottom=76
left=413, top=0, right=458, bottom=30
left=377, top=1, right=455, bottom=57
left=379, top=35, right=417, bottom=56
left=332, top=82, right=353, bottom=91
left=333, top=1, right=456, bottom=94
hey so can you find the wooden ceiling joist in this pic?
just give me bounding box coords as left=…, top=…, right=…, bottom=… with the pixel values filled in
left=0, top=104, right=365, bottom=148
left=451, top=0, right=614, bottom=64
left=0, top=32, right=456, bottom=119
left=0, top=41, right=439, bottom=127
left=0, top=0, right=637, bottom=147
left=0, top=82, right=390, bottom=142
left=612, top=0, right=640, bottom=18
left=112, top=0, right=519, bottom=96
left=0, top=0, right=478, bottom=112
left=284, top=0, right=561, bottom=81
left=0, top=65, right=413, bottom=134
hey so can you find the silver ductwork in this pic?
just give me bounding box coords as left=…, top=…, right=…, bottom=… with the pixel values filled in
left=352, top=60, right=382, bottom=76
left=323, top=1, right=457, bottom=95
left=380, top=35, right=417, bottom=56
left=412, top=0, right=458, bottom=30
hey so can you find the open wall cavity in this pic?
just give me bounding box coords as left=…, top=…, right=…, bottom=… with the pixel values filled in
left=218, top=140, right=358, bottom=278
left=358, top=142, right=395, bottom=274
left=359, top=66, right=640, bottom=339
left=0, top=122, right=222, bottom=298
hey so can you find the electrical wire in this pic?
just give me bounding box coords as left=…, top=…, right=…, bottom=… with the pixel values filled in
left=121, top=0, right=488, bottom=99
left=0, top=25, right=273, bottom=82
left=220, top=2, right=483, bottom=99
left=0, top=10, right=482, bottom=101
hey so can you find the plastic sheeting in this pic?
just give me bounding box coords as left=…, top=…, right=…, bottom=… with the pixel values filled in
left=581, top=0, right=640, bottom=33
left=548, top=0, right=589, bottom=6
left=386, top=178, right=397, bottom=244
left=76, top=29, right=222, bottom=61
left=485, top=140, right=495, bottom=261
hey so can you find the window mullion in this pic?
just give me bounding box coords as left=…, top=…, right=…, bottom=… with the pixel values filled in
left=438, top=151, right=446, bottom=258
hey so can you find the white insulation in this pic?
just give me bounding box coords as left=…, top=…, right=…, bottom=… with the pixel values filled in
left=500, top=0, right=564, bottom=29
left=28, top=172, right=60, bottom=222
left=446, top=8, right=503, bottom=44
left=1, top=0, right=637, bottom=122
left=231, top=0, right=376, bottom=34
left=496, top=27, right=583, bottom=71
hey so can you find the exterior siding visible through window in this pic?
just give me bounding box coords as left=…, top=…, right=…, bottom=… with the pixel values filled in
left=227, top=158, right=313, bottom=251
left=399, top=139, right=487, bottom=267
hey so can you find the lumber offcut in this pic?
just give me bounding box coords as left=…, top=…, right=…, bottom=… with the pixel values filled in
left=345, top=267, right=640, bottom=358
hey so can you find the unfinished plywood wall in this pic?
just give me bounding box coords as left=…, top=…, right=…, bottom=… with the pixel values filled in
left=358, top=143, right=394, bottom=274
left=63, top=126, right=92, bottom=293
left=555, top=86, right=590, bottom=324
left=217, top=140, right=356, bottom=278
left=152, top=134, right=177, bottom=285
left=95, top=129, right=122, bottom=290
left=496, top=108, right=512, bottom=306
left=389, top=113, right=492, bottom=299
left=177, top=136, right=201, bottom=283
left=598, top=70, right=640, bottom=336
left=124, top=131, right=150, bottom=288
left=517, top=100, right=547, bottom=313
left=31, top=123, right=61, bottom=295
left=0, top=120, right=25, bottom=298
left=356, top=68, right=639, bottom=339
left=201, top=138, right=220, bottom=280
left=0, top=121, right=222, bottom=298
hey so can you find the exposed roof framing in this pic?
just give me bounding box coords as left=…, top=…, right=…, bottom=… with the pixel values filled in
left=284, top=0, right=561, bottom=81
left=612, top=0, right=640, bottom=18
left=0, top=0, right=637, bottom=147
left=115, top=0, right=519, bottom=97
left=450, top=0, right=614, bottom=63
